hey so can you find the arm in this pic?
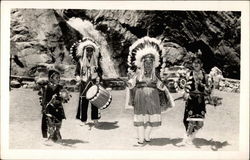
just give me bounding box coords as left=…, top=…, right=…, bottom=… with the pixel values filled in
left=183, top=71, right=192, bottom=100
left=75, top=62, right=82, bottom=82
left=39, top=85, right=48, bottom=113
left=127, top=74, right=137, bottom=89
left=97, top=55, right=103, bottom=81
left=204, top=73, right=212, bottom=95
left=156, top=78, right=166, bottom=91
left=157, top=78, right=175, bottom=108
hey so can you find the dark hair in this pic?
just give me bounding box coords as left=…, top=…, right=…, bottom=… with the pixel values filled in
left=192, top=57, right=202, bottom=64
left=48, top=69, right=60, bottom=79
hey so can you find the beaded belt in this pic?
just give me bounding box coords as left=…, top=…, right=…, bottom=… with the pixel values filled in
left=136, top=82, right=157, bottom=88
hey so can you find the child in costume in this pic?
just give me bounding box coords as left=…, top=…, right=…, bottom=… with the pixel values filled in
left=182, top=57, right=212, bottom=144
left=127, top=37, right=175, bottom=144
left=39, top=68, right=69, bottom=142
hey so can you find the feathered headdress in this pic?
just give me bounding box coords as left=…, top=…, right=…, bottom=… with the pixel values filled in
left=69, top=37, right=100, bottom=63
left=127, top=36, right=165, bottom=74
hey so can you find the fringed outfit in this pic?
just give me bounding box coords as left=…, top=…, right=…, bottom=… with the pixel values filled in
left=183, top=70, right=210, bottom=134
left=39, top=83, right=66, bottom=142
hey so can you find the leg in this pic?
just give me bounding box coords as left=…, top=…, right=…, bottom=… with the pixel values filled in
left=47, top=118, right=55, bottom=141
left=193, top=121, right=204, bottom=133
left=187, top=121, right=195, bottom=136
left=76, top=98, right=81, bottom=119
left=77, top=97, right=89, bottom=122
left=182, top=109, right=195, bottom=145
left=145, top=125, right=152, bottom=142
left=182, top=121, right=195, bottom=145
left=76, top=82, right=89, bottom=122
left=55, top=121, right=62, bottom=142
left=91, top=104, right=100, bottom=121
left=91, top=104, right=100, bottom=126
left=41, top=114, right=48, bottom=138
left=183, top=109, right=189, bottom=131
left=137, top=126, right=145, bottom=144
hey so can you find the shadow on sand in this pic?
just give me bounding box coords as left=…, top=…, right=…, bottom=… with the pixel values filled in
left=148, top=138, right=183, bottom=147
left=133, top=138, right=229, bottom=150
left=192, top=138, right=230, bottom=151
left=59, top=139, right=88, bottom=147
left=86, top=121, right=119, bottom=130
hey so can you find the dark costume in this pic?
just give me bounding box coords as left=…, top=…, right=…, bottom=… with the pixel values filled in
left=39, top=83, right=66, bottom=141
left=75, top=61, right=102, bottom=122
left=183, top=70, right=209, bottom=135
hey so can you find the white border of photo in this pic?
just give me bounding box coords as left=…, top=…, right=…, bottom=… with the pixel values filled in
left=1, top=1, right=249, bottom=160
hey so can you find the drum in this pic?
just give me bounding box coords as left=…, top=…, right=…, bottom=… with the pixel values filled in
left=86, top=85, right=112, bottom=110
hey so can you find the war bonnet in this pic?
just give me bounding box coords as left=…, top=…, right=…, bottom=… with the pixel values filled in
left=69, top=37, right=100, bottom=63
left=127, top=36, right=165, bottom=73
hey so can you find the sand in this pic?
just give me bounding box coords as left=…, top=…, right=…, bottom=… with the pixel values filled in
left=9, top=88, right=239, bottom=151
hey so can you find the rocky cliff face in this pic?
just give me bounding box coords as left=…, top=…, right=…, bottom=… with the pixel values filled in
left=10, top=9, right=240, bottom=79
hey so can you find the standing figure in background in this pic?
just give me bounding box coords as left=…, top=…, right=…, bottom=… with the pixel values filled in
left=73, top=38, right=103, bottom=126
left=127, top=37, right=175, bottom=145
left=182, top=57, right=212, bottom=145
left=38, top=69, right=68, bottom=142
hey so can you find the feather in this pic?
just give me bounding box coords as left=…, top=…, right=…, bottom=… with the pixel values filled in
left=127, top=36, right=165, bottom=74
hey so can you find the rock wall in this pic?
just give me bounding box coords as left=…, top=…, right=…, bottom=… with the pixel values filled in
left=10, top=9, right=83, bottom=77
left=10, top=9, right=240, bottom=79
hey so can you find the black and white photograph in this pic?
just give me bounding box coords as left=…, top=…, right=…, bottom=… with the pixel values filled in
left=1, top=1, right=249, bottom=160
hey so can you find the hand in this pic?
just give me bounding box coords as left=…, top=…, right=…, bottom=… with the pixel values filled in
left=127, top=80, right=133, bottom=88
left=183, top=92, right=191, bottom=100
left=76, top=76, right=81, bottom=82
left=96, top=77, right=100, bottom=85
left=46, top=114, right=52, bottom=117
left=125, top=80, right=130, bottom=87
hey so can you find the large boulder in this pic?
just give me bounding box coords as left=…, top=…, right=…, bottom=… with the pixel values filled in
left=11, top=9, right=67, bottom=75
left=10, top=9, right=240, bottom=79
left=162, top=42, right=187, bottom=65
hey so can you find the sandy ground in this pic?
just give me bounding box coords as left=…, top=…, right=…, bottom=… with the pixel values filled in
left=9, top=88, right=239, bottom=151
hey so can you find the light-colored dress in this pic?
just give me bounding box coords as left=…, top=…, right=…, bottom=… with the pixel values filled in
left=128, top=73, right=174, bottom=127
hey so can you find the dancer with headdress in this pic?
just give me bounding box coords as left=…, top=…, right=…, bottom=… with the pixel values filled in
left=127, top=36, right=175, bottom=144
left=181, top=56, right=212, bottom=145
left=70, top=37, right=103, bottom=126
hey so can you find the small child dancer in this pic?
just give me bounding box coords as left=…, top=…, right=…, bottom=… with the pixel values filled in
left=39, top=69, right=69, bottom=142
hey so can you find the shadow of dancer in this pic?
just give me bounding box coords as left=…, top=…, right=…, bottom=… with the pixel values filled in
left=86, top=121, right=119, bottom=130
left=59, top=139, right=88, bottom=147
left=148, top=138, right=183, bottom=147
left=192, top=138, right=230, bottom=151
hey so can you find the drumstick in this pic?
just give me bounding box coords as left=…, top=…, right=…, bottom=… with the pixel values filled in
left=80, top=81, right=93, bottom=97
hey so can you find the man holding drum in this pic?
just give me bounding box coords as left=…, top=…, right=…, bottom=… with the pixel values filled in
left=73, top=38, right=103, bottom=126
